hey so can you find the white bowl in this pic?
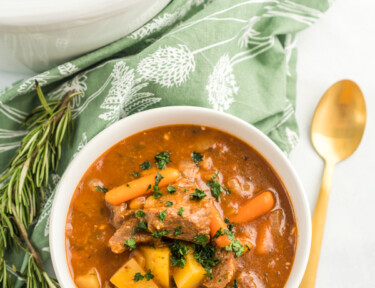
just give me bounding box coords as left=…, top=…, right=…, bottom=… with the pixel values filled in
left=50, top=106, right=311, bottom=288
left=0, top=0, right=170, bottom=73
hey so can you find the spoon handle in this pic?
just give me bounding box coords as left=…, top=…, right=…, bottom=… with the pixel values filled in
left=300, top=160, right=335, bottom=288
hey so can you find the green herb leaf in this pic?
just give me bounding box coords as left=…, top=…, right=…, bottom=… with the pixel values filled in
left=174, top=226, right=183, bottom=236
left=136, top=210, right=146, bottom=218
left=140, top=160, right=151, bottom=170
left=178, top=207, right=184, bottom=217
left=169, top=241, right=189, bottom=268
left=193, top=243, right=219, bottom=279
left=155, top=151, right=171, bottom=169
left=96, top=185, right=108, bottom=193
left=131, top=171, right=141, bottom=177
left=158, top=210, right=167, bottom=222
left=190, top=188, right=206, bottom=200
left=133, top=272, right=144, bottom=282
left=153, top=172, right=164, bottom=198
left=191, top=151, right=204, bottom=167
left=151, top=230, right=170, bottom=239
left=224, top=218, right=234, bottom=231
left=167, top=185, right=177, bottom=194
left=144, top=270, right=154, bottom=281
left=213, top=227, right=225, bottom=239
left=225, top=239, right=244, bottom=258
left=125, top=238, right=137, bottom=251
left=134, top=221, right=148, bottom=233
left=165, top=201, right=173, bottom=207
left=232, top=279, right=238, bottom=288
left=194, top=234, right=210, bottom=244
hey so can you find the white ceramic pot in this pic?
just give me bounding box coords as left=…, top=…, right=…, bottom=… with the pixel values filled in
left=50, top=106, right=311, bottom=288
left=0, top=0, right=170, bottom=73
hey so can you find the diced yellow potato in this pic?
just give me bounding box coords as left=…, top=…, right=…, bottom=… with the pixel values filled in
left=173, top=252, right=206, bottom=288
left=110, top=258, right=159, bottom=288
left=140, top=246, right=170, bottom=288
left=75, top=268, right=100, bottom=288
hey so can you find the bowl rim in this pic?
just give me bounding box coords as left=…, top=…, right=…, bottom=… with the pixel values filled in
left=50, top=106, right=311, bottom=288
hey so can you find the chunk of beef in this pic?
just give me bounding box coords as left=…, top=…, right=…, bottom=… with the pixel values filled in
left=234, top=271, right=265, bottom=288
left=105, top=202, right=134, bottom=229
left=203, top=249, right=236, bottom=288
left=144, top=189, right=211, bottom=243
left=108, top=217, right=153, bottom=254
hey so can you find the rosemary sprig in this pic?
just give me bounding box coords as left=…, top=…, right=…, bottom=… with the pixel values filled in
left=0, top=81, right=79, bottom=287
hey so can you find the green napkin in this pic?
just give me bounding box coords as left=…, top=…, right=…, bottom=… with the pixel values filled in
left=0, top=0, right=330, bottom=285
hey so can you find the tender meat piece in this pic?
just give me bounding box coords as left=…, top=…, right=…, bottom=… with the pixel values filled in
left=144, top=190, right=211, bottom=243
left=105, top=202, right=134, bottom=229
left=203, top=249, right=236, bottom=288
left=234, top=271, right=265, bottom=288
left=108, top=218, right=153, bottom=254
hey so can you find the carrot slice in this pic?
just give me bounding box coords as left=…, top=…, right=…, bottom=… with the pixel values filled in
left=105, top=168, right=180, bottom=205
left=210, top=205, right=232, bottom=247
left=229, top=191, right=275, bottom=224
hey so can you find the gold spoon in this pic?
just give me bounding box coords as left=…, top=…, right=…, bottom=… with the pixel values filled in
left=300, top=79, right=366, bottom=287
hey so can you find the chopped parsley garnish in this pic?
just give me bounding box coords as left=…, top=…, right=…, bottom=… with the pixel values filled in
left=206, top=171, right=230, bottom=200
left=155, top=151, right=171, bottom=169
left=224, top=218, right=234, bottom=231
left=153, top=172, right=164, bottom=198
left=131, top=171, right=140, bottom=177
left=167, top=185, right=176, bottom=194
left=174, top=226, right=183, bottom=236
left=169, top=241, right=189, bottom=268
left=136, top=210, right=146, bottom=218
left=191, top=151, right=204, bottom=167
left=190, top=188, right=206, bottom=200
left=151, top=230, right=169, bottom=238
left=134, top=221, right=148, bottom=233
left=124, top=238, right=137, bottom=251
left=178, top=207, right=184, bottom=216
left=193, top=242, right=219, bottom=279
left=126, top=183, right=131, bottom=188
left=133, top=270, right=154, bottom=282
left=213, top=227, right=225, bottom=239
left=140, top=160, right=151, bottom=170
left=225, top=239, right=245, bottom=258
left=133, top=273, right=144, bottom=282
left=144, top=270, right=154, bottom=281
left=95, top=186, right=108, bottom=193
left=232, top=280, right=238, bottom=288
left=158, top=210, right=167, bottom=222
left=146, top=184, right=152, bottom=192
left=194, top=234, right=210, bottom=244
left=165, top=201, right=173, bottom=207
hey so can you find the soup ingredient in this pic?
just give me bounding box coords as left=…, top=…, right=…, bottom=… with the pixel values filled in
left=173, top=252, right=206, bottom=288
left=155, top=151, right=171, bottom=169
left=192, top=243, right=219, bottom=278
left=140, top=247, right=170, bottom=288
left=191, top=152, right=204, bottom=167
left=144, top=192, right=211, bottom=243
left=210, top=205, right=232, bottom=247
left=75, top=268, right=100, bottom=288
left=140, top=160, right=152, bottom=170
left=109, top=218, right=153, bottom=254
left=206, top=172, right=230, bottom=201
left=229, top=191, right=275, bottom=223
left=202, top=249, right=236, bottom=288
left=110, top=258, right=158, bottom=288
left=105, top=168, right=180, bottom=205
left=190, top=189, right=207, bottom=200
left=169, top=242, right=190, bottom=269
left=255, top=219, right=274, bottom=255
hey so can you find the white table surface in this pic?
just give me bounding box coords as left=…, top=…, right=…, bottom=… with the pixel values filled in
left=1, top=0, right=374, bottom=287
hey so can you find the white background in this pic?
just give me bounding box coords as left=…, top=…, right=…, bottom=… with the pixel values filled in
left=1, top=0, right=374, bottom=287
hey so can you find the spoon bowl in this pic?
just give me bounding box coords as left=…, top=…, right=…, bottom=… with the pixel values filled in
left=311, top=80, right=367, bottom=163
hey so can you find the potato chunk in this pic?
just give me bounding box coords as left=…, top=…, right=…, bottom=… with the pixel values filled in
left=110, top=258, right=158, bottom=288
left=140, top=246, right=170, bottom=288
left=75, top=268, right=100, bottom=288
left=173, top=252, right=206, bottom=288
